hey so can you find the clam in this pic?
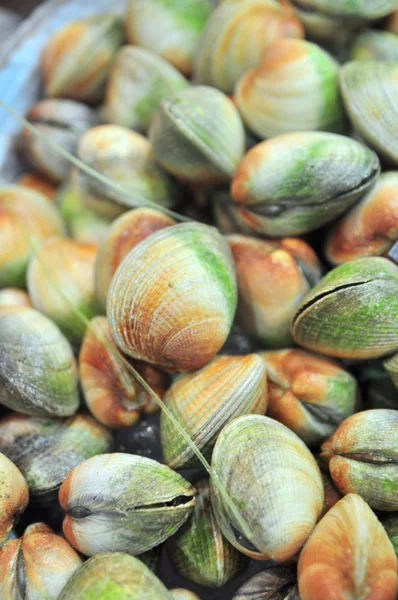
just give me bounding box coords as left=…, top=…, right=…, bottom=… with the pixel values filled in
left=210, top=415, right=324, bottom=561
left=317, top=458, right=342, bottom=516
left=321, top=409, right=398, bottom=511
left=387, top=9, right=398, bottom=34
left=0, top=412, right=111, bottom=497
left=105, top=46, right=189, bottom=132
left=0, top=288, right=32, bottom=308
left=384, top=517, right=398, bottom=557
left=351, top=30, right=398, bottom=62
left=261, top=349, right=359, bottom=446
left=76, top=125, right=178, bottom=219
left=230, top=132, right=380, bottom=237
left=59, top=453, right=196, bottom=556
left=0, top=306, right=79, bottom=417
left=232, top=565, right=299, bottom=600
left=194, top=0, right=303, bottom=93
left=125, top=0, right=214, bottom=75
left=41, top=14, right=123, bottom=102
left=292, top=0, right=398, bottom=23
left=326, top=171, right=398, bottom=265
left=18, top=173, right=57, bottom=200
left=19, top=99, right=97, bottom=183
left=161, top=354, right=267, bottom=469
left=171, top=591, right=201, bottom=600
left=0, top=185, right=65, bottom=288
left=149, top=86, right=245, bottom=183
left=27, top=237, right=98, bottom=344
left=59, top=553, right=173, bottom=600
left=292, top=257, right=398, bottom=359
left=0, top=523, right=82, bottom=600
left=0, top=453, right=29, bottom=547
left=384, top=352, right=398, bottom=391
left=340, top=61, right=398, bottom=166
left=80, top=316, right=169, bottom=428
left=169, top=479, right=242, bottom=588
left=95, top=208, right=176, bottom=313
left=108, top=223, right=237, bottom=372
left=298, top=494, right=398, bottom=600
left=228, top=235, right=321, bottom=347
left=235, top=39, right=344, bottom=139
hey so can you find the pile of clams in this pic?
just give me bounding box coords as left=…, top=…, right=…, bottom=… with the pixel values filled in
left=0, top=0, right=398, bottom=598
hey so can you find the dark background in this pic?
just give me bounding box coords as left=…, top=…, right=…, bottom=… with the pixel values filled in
left=1, top=1, right=40, bottom=16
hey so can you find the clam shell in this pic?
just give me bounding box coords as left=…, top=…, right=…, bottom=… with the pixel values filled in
left=0, top=523, right=82, bottom=600
left=235, top=39, right=344, bottom=139
left=107, top=223, right=237, bottom=372
left=0, top=306, right=79, bottom=417
left=384, top=352, right=398, bottom=391
left=384, top=517, right=398, bottom=557
left=321, top=409, right=398, bottom=511
left=0, top=453, right=29, bottom=547
left=106, top=45, right=189, bottom=132
left=351, top=29, right=398, bottom=62
left=293, top=0, right=398, bottom=20
left=210, top=415, right=324, bottom=561
left=326, top=171, right=398, bottom=265
left=230, top=132, right=380, bottom=237
left=261, top=349, right=359, bottom=446
left=340, top=61, right=398, bottom=166
left=95, top=208, right=176, bottom=313
left=161, top=354, right=267, bottom=469
left=125, top=0, right=214, bottom=75
left=232, top=565, right=299, bottom=600
left=59, top=453, right=196, bottom=556
left=194, top=0, right=303, bottom=93
left=0, top=289, right=32, bottom=308
left=170, top=590, right=200, bottom=600
left=149, top=86, right=245, bottom=183
left=298, top=494, right=398, bottom=600
left=18, top=173, right=57, bottom=201
left=292, top=257, right=398, bottom=359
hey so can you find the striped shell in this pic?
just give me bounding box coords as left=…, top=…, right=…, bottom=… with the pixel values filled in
left=293, top=0, right=398, bottom=20
left=160, top=354, right=267, bottom=468
left=235, top=39, right=344, bottom=139
left=108, top=223, right=237, bottom=372
left=211, top=415, right=324, bottom=561
left=298, top=494, right=398, bottom=600
left=232, top=566, right=299, bottom=600
left=0, top=453, right=29, bottom=547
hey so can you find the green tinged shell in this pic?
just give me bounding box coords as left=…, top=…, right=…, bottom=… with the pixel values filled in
left=59, top=453, right=196, bottom=556
left=0, top=413, right=111, bottom=497
left=168, top=479, right=242, bottom=587
left=58, top=553, right=173, bottom=600
left=211, top=415, right=324, bottom=562
left=149, top=86, right=245, bottom=183
left=292, top=257, right=398, bottom=359
left=351, top=30, right=398, bottom=62
left=230, top=132, right=380, bottom=236
left=106, top=46, right=189, bottom=132
left=340, top=61, right=398, bottom=166
left=232, top=565, right=300, bottom=600
left=384, top=517, right=398, bottom=556
left=384, top=353, right=398, bottom=391
left=292, top=0, right=398, bottom=20
left=0, top=306, right=79, bottom=417
left=161, top=354, right=267, bottom=468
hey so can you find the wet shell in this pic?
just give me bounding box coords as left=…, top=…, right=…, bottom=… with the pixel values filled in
left=77, top=125, right=178, bottom=218
left=95, top=208, right=176, bottom=313
left=168, top=479, right=242, bottom=588
left=79, top=316, right=169, bottom=428
left=384, top=352, right=398, bottom=391
left=161, top=354, right=267, bottom=469
left=326, top=171, right=398, bottom=265
left=0, top=454, right=29, bottom=547
left=27, top=237, right=98, bottom=344
left=232, top=565, right=299, bottom=600
left=292, top=257, right=398, bottom=359
left=230, top=132, right=380, bottom=237
left=293, top=0, right=398, bottom=21
left=228, top=235, right=321, bottom=347
left=0, top=185, right=65, bottom=288
left=298, top=493, right=398, bottom=600
left=149, top=86, right=245, bottom=183
left=0, top=412, right=111, bottom=497
left=41, top=15, right=123, bottom=102
left=194, top=0, right=303, bottom=93
left=0, top=306, right=79, bottom=417
left=107, top=223, right=237, bottom=372
left=261, top=349, right=359, bottom=446
left=351, top=30, right=398, bottom=62
left=59, top=553, right=173, bottom=600
left=59, top=453, right=196, bottom=556
left=0, top=289, right=32, bottom=308
left=340, top=61, right=398, bottom=166
left=0, top=523, right=82, bottom=600
left=211, top=415, right=324, bottom=561
left=321, top=409, right=398, bottom=511
left=125, top=0, right=214, bottom=75
left=171, top=590, right=200, bottom=600
left=235, top=39, right=344, bottom=139
left=105, top=46, right=189, bottom=132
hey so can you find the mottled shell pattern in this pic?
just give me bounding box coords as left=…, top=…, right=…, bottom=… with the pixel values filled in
left=0, top=453, right=29, bottom=547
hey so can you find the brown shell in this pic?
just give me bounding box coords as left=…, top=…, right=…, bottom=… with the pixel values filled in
left=18, top=173, right=57, bottom=200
